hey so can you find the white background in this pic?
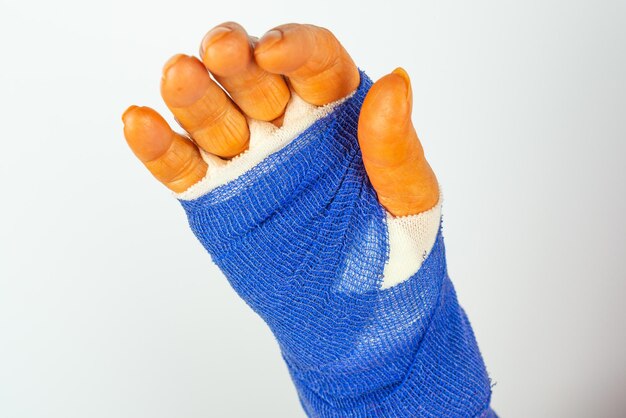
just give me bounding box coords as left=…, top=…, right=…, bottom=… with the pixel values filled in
left=1, top=0, right=625, bottom=417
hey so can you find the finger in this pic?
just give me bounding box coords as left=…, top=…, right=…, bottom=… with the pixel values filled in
left=122, top=105, right=208, bottom=193
left=160, top=54, right=249, bottom=158
left=254, top=23, right=360, bottom=106
left=358, top=68, right=439, bottom=217
left=200, top=22, right=290, bottom=122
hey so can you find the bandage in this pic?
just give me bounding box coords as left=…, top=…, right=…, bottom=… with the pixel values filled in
left=177, top=72, right=494, bottom=417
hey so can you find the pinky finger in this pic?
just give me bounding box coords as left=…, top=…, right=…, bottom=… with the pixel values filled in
left=122, top=106, right=208, bottom=193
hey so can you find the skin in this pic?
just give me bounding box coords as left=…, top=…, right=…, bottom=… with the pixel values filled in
left=122, top=23, right=439, bottom=217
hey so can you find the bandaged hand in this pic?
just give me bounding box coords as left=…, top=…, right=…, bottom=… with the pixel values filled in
left=123, top=23, right=494, bottom=418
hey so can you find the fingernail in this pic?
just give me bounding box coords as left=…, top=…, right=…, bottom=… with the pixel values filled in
left=122, top=105, right=138, bottom=123
left=392, top=67, right=411, bottom=100
left=162, top=54, right=187, bottom=78
left=201, top=26, right=232, bottom=56
left=256, top=29, right=283, bottom=54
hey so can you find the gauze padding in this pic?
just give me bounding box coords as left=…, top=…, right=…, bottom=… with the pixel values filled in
left=178, top=72, right=494, bottom=417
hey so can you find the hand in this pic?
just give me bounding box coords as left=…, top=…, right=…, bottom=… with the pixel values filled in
left=120, top=22, right=491, bottom=417
left=122, top=22, right=439, bottom=217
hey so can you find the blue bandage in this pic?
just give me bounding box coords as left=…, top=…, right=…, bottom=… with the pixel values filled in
left=179, top=72, right=494, bottom=417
